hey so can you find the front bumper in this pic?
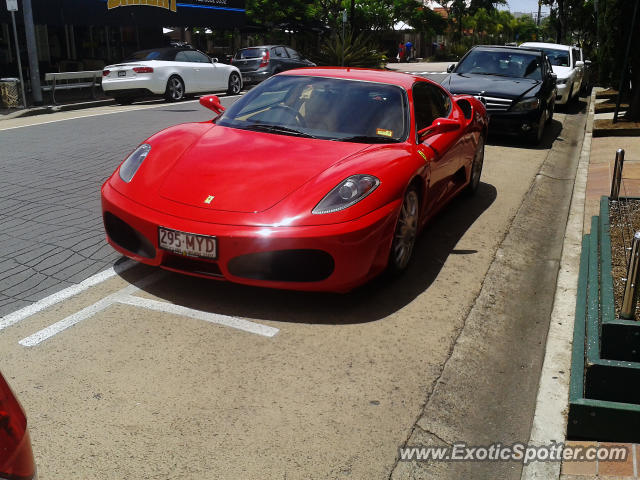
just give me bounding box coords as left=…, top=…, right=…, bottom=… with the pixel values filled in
left=554, top=82, right=571, bottom=105
left=486, top=108, right=544, bottom=136
left=101, top=182, right=400, bottom=292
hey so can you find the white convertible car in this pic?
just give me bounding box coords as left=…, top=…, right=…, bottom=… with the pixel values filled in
left=520, top=42, right=586, bottom=105
left=102, top=46, right=243, bottom=104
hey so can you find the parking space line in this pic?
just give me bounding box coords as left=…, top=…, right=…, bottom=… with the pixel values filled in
left=117, top=295, right=279, bottom=338
left=17, top=274, right=158, bottom=347
left=18, top=270, right=278, bottom=346
left=0, top=259, right=135, bottom=332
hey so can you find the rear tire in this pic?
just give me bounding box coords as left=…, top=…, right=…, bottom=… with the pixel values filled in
left=227, top=72, right=241, bottom=95
left=465, top=136, right=485, bottom=195
left=113, top=95, right=134, bottom=105
left=387, top=186, right=420, bottom=275
left=165, top=75, right=185, bottom=102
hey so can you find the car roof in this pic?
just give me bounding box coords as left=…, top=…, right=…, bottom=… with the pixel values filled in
left=520, top=42, right=572, bottom=51
left=471, top=45, right=543, bottom=55
left=280, top=67, right=434, bottom=90
left=238, top=45, right=285, bottom=50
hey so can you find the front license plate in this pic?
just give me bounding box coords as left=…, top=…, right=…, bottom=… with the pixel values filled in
left=158, top=227, right=217, bottom=259
left=118, top=70, right=126, bottom=77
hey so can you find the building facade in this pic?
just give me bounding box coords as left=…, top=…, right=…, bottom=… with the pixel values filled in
left=0, top=0, right=245, bottom=78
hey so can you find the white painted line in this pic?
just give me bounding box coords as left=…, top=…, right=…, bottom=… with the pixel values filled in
left=520, top=90, right=594, bottom=480
left=18, top=272, right=164, bottom=347
left=18, top=269, right=277, bottom=345
left=19, top=296, right=113, bottom=347
left=0, top=259, right=135, bottom=332
left=117, top=295, right=279, bottom=338
left=0, top=93, right=243, bottom=132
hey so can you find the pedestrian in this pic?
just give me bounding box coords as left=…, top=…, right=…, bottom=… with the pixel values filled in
left=398, top=42, right=406, bottom=63
left=405, top=41, right=413, bottom=62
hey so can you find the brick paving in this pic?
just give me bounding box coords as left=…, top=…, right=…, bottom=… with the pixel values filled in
left=0, top=102, right=215, bottom=316
left=562, top=96, right=640, bottom=479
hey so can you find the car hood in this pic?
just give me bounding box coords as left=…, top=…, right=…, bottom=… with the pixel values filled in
left=551, top=65, right=572, bottom=79
left=159, top=125, right=369, bottom=213
left=443, top=73, right=540, bottom=100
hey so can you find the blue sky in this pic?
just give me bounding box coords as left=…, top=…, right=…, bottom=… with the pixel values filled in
left=499, top=0, right=551, bottom=15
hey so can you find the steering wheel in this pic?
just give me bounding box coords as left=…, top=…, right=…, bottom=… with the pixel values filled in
left=270, top=104, right=307, bottom=127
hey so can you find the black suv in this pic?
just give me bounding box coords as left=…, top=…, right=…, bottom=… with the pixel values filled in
left=442, top=45, right=557, bottom=144
left=232, top=45, right=316, bottom=84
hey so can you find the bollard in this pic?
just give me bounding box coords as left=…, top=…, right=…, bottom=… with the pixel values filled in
left=611, top=149, right=626, bottom=200
left=622, top=231, right=640, bottom=319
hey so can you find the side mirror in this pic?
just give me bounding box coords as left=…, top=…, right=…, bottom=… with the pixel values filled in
left=585, top=59, right=592, bottom=66
left=211, top=57, right=219, bottom=63
left=200, top=94, right=225, bottom=114
left=551, top=72, right=557, bottom=82
left=418, top=118, right=460, bottom=141
left=447, top=63, right=456, bottom=73
left=575, top=60, right=584, bottom=68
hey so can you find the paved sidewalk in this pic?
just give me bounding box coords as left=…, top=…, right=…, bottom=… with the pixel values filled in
left=559, top=95, right=640, bottom=480
left=0, top=98, right=114, bottom=121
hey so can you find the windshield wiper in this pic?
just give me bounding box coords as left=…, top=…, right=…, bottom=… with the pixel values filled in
left=243, top=123, right=316, bottom=138
left=335, top=135, right=400, bottom=144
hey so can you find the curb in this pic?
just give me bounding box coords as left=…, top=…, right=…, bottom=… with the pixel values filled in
left=0, top=98, right=115, bottom=121
left=520, top=91, right=595, bottom=480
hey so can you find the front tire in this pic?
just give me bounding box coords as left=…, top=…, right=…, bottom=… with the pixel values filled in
left=165, top=75, right=185, bottom=102
left=529, top=111, right=545, bottom=145
left=227, top=72, right=241, bottom=95
left=388, top=186, right=420, bottom=275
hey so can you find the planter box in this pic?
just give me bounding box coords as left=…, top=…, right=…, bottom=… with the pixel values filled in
left=569, top=196, right=640, bottom=442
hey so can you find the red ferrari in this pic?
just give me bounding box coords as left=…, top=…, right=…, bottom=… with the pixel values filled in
left=101, top=68, right=488, bottom=292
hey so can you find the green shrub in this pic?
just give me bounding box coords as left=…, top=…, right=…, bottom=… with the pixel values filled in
left=314, top=31, right=386, bottom=68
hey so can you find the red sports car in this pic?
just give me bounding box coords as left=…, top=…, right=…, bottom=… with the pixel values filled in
left=101, top=68, right=488, bottom=292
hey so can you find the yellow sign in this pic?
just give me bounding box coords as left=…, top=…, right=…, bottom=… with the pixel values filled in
left=107, top=0, right=177, bottom=12
left=376, top=128, right=393, bottom=137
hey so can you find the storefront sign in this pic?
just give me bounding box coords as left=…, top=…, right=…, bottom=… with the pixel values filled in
left=107, top=0, right=177, bottom=12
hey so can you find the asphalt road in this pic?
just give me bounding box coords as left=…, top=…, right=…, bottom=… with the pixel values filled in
left=0, top=80, right=588, bottom=479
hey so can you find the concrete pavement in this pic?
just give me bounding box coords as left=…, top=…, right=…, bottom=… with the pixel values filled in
left=0, top=64, right=624, bottom=480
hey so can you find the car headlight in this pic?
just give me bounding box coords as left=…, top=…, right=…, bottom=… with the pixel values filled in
left=312, top=174, right=380, bottom=214
left=119, top=143, right=151, bottom=183
left=511, top=98, right=540, bottom=112
left=556, top=78, right=568, bottom=85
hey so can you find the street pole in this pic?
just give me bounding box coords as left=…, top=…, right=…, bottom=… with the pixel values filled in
left=341, top=9, right=347, bottom=67
left=613, top=0, right=639, bottom=123
left=10, top=10, right=27, bottom=108
left=21, top=0, right=43, bottom=105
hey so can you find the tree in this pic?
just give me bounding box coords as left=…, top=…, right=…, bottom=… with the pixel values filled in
left=598, top=0, right=640, bottom=120
left=469, top=0, right=507, bottom=14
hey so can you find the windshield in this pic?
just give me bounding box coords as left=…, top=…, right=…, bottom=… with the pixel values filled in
left=235, top=48, right=267, bottom=59
left=540, top=48, right=570, bottom=67
left=122, top=49, right=171, bottom=62
left=456, top=49, right=542, bottom=80
left=216, top=75, right=408, bottom=143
